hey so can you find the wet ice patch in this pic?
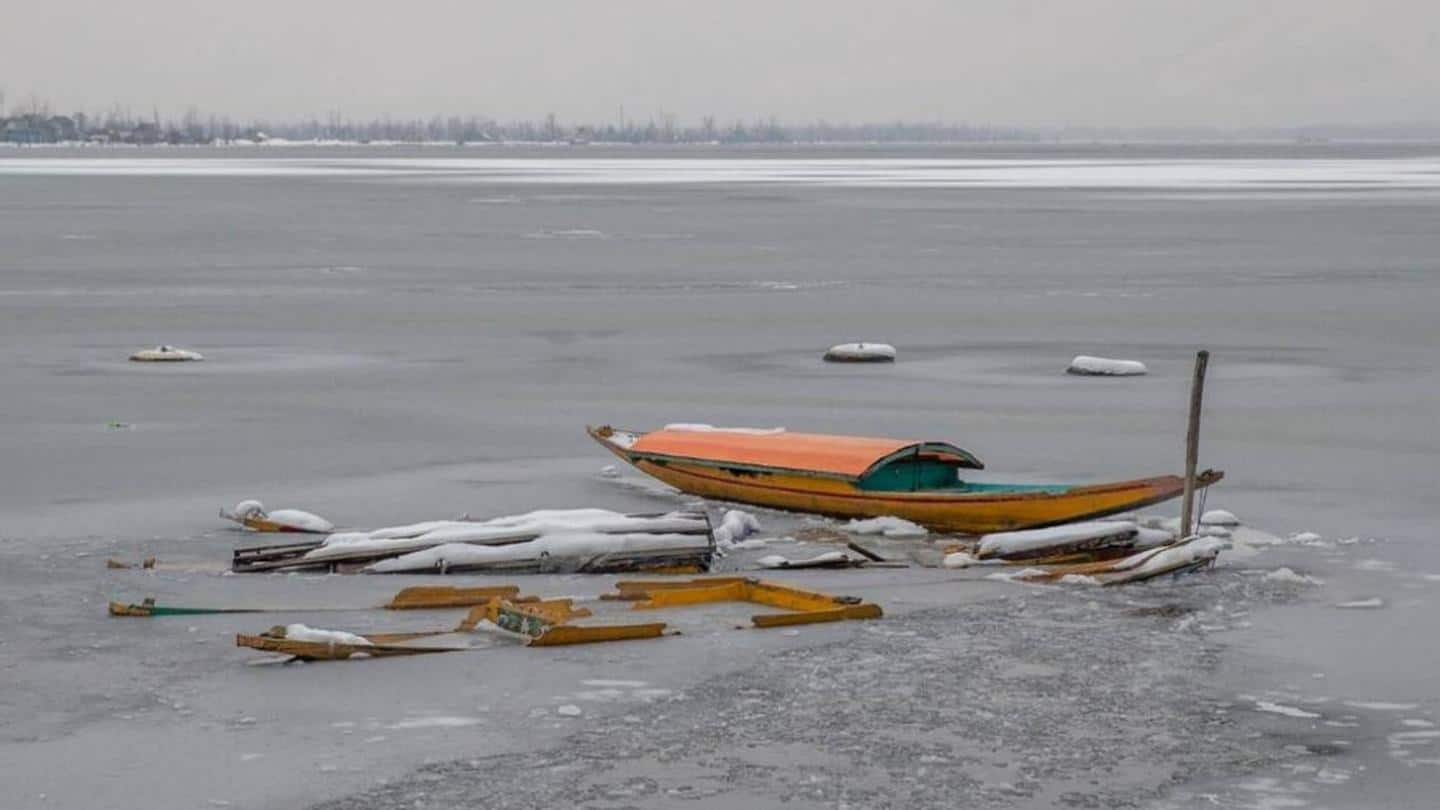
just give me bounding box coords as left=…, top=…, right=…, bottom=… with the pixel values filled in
left=1254, top=700, right=1321, bottom=719
left=387, top=716, right=484, bottom=730
left=1262, top=568, right=1324, bottom=586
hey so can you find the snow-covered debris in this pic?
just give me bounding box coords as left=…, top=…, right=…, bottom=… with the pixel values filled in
left=977, top=520, right=1138, bottom=560
left=1200, top=509, right=1240, bottom=526
left=662, top=423, right=785, bottom=435
left=756, top=551, right=860, bottom=569
left=1132, top=527, right=1177, bottom=549
left=1099, top=536, right=1228, bottom=583
left=281, top=624, right=372, bottom=646
left=842, top=516, right=928, bottom=538
left=712, top=510, right=761, bottom=548
left=1066, top=355, right=1147, bottom=376
left=130, top=345, right=204, bottom=362
left=305, top=508, right=706, bottom=564
left=221, top=500, right=335, bottom=533
left=824, top=342, right=897, bottom=363
left=366, top=531, right=710, bottom=574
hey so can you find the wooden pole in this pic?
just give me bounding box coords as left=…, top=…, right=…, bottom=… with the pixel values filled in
left=1180, top=350, right=1210, bottom=538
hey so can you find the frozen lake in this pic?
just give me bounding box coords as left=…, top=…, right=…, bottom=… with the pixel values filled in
left=1, top=144, right=1437, bottom=808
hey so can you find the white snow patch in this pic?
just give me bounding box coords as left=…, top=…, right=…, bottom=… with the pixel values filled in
left=1344, top=701, right=1419, bottom=711
left=282, top=624, right=371, bottom=647
left=556, top=704, right=583, bottom=716
left=1263, top=568, right=1324, bottom=586
left=130, top=345, right=204, bottom=362
left=581, top=679, right=648, bottom=688
left=1066, top=355, right=1147, bottom=376
left=1132, top=527, right=1177, bottom=549
left=1201, top=509, right=1241, bottom=526
left=824, top=342, right=897, bottom=362
left=264, top=509, right=335, bottom=533
left=712, top=510, right=761, bottom=548
left=386, top=716, right=484, bottom=730
left=599, top=465, right=620, bottom=478
left=1255, top=701, right=1321, bottom=719
left=842, top=515, right=928, bottom=538
left=1335, top=597, right=1385, bottom=610
left=310, top=508, right=705, bottom=563
left=1059, top=574, right=1103, bottom=586
left=1290, top=531, right=1323, bottom=544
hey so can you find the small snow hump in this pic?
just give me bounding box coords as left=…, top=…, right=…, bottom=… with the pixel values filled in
left=824, top=342, right=896, bottom=363
left=1066, top=355, right=1147, bottom=376
left=130, top=345, right=204, bottom=362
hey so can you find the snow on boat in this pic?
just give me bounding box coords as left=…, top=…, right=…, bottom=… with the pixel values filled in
left=130, top=345, right=204, bottom=362
left=824, top=342, right=896, bottom=363
left=588, top=424, right=1222, bottom=535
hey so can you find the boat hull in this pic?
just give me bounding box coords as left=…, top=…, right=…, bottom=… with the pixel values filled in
left=590, top=427, right=1215, bottom=534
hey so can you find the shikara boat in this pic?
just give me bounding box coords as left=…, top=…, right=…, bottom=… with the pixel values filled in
left=587, top=425, right=1222, bottom=535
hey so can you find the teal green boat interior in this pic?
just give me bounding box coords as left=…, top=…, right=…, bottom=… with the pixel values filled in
left=857, top=457, right=1072, bottom=495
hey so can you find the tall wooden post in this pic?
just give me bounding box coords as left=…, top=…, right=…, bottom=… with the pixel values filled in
left=1180, top=350, right=1210, bottom=538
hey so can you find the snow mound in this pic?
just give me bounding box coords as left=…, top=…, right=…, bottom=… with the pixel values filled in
left=1132, top=527, right=1177, bottom=549
left=1263, top=567, right=1324, bottom=586
left=823, top=342, right=896, bottom=363
left=1200, top=509, right=1240, bottom=526
left=663, top=423, right=785, bottom=435
left=282, top=624, right=371, bottom=646
left=1066, top=355, right=1147, bottom=376
left=942, top=552, right=978, bottom=569
left=977, top=520, right=1138, bottom=560
left=712, top=510, right=761, bottom=548
left=842, top=516, right=928, bottom=538
left=264, top=509, right=335, bottom=533
left=130, top=345, right=204, bottom=362
left=1059, top=574, right=1103, bottom=586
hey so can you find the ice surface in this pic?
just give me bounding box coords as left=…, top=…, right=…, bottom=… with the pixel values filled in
left=1254, top=701, right=1321, bottom=719
left=1066, top=355, right=1147, bottom=376
left=1335, top=597, right=1385, bottom=609
left=282, top=624, right=371, bottom=646
left=842, top=515, right=928, bottom=538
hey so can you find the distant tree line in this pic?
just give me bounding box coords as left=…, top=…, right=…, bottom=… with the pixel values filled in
left=1, top=97, right=1034, bottom=145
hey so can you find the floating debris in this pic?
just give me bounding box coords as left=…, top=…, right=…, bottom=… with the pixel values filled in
left=1066, top=355, right=1147, bottom=376
left=824, top=342, right=896, bottom=363
left=220, top=500, right=334, bottom=534
left=129, top=345, right=204, bottom=362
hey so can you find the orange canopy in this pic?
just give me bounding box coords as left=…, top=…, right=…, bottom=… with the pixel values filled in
left=629, top=428, right=982, bottom=479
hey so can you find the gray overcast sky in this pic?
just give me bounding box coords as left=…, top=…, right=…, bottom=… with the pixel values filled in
left=3, top=1, right=1437, bottom=127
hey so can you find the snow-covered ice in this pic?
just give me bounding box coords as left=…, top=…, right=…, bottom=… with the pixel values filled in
left=1201, top=509, right=1241, bottom=526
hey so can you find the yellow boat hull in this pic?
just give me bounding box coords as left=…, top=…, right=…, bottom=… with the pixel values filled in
left=590, top=427, right=1217, bottom=534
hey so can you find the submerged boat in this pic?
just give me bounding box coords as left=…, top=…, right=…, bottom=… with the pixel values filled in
left=587, top=424, right=1222, bottom=534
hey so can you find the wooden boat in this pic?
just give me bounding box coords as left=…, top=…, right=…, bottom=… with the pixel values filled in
left=587, top=425, right=1222, bottom=535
